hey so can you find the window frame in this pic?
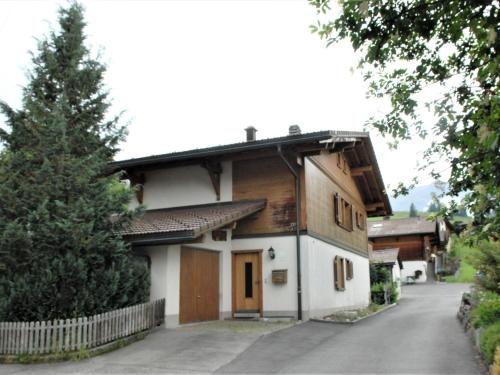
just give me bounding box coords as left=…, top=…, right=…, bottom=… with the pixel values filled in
left=346, top=259, right=354, bottom=280
left=356, top=211, right=366, bottom=230
left=334, top=193, right=354, bottom=232
left=334, top=256, right=346, bottom=291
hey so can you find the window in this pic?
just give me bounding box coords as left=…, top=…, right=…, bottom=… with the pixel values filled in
left=337, top=152, right=342, bottom=168
left=334, top=193, right=353, bottom=231
left=346, top=259, right=354, bottom=280
left=245, top=262, right=253, bottom=298
left=343, top=158, right=348, bottom=174
left=356, top=211, right=366, bottom=230
left=334, top=256, right=345, bottom=291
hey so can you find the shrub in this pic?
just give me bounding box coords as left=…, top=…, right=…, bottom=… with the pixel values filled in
left=370, top=265, right=391, bottom=284
left=470, top=241, right=500, bottom=294
left=472, top=292, right=500, bottom=328
left=371, top=282, right=398, bottom=304
left=480, top=321, right=500, bottom=364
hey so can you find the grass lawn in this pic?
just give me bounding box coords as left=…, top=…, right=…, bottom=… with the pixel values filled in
left=443, top=237, right=477, bottom=283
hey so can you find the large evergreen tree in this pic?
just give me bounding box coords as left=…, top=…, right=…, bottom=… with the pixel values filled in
left=0, top=2, right=149, bottom=321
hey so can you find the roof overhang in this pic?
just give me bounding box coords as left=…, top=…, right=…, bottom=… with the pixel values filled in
left=110, top=130, right=392, bottom=216
left=122, top=199, right=266, bottom=246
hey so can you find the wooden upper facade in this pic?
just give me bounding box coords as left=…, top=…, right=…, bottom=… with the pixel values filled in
left=111, top=130, right=392, bottom=256
left=368, top=218, right=450, bottom=261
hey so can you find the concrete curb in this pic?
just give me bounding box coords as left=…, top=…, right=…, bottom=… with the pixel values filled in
left=310, top=303, right=397, bottom=325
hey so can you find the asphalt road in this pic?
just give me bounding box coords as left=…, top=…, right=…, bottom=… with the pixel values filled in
left=218, top=283, right=484, bottom=374
left=1, top=283, right=484, bottom=374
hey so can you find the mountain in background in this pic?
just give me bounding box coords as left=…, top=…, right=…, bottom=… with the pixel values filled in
left=388, top=182, right=464, bottom=212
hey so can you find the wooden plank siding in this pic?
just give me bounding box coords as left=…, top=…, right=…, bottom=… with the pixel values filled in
left=305, top=152, right=369, bottom=255
left=233, top=156, right=306, bottom=235
left=371, top=235, right=426, bottom=261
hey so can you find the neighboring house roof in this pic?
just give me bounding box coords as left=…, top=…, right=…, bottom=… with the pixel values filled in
left=369, top=248, right=403, bottom=269
left=121, top=199, right=266, bottom=245
left=368, top=217, right=436, bottom=238
left=110, top=130, right=392, bottom=216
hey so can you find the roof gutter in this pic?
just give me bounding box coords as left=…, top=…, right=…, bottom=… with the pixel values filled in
left=277, top=144, right=303, bottom=321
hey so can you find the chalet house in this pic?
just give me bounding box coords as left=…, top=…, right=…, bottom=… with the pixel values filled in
left=110, top=127, right=391, bottom=326
left=368, top=217, right=450, bottom=283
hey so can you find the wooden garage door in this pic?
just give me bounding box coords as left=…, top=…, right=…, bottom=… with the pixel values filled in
left=179, top=247, right=220, bottom=324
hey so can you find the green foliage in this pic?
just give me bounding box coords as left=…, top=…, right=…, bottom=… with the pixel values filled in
left=443, top=235, right=477, bottom=283
left=371, top=282, right=398, bottom=304
left=480, top=321, right=500, bottom=364
left=472, top=292, right=500, bottom=329
left=370, top=264, right=391, bottom=284
left=310, top=0, right=500, bottom=240
left=0, top=2, right=149, bottom=321
left=409, top=203, right=418, bottom=217
left=470, top=240, right=500, bottom=294
left=427, top=193, right=443, bottom=213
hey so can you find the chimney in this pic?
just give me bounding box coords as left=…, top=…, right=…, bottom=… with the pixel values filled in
left=289, top=125, right=301, bottom=136
left=245, top=126, right=257, bottom=142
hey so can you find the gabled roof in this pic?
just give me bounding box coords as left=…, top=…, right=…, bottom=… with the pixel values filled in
left=368, top=217, right=437, bottom=238
left=122, top=199, right=266, bottom=245
left=110, top=130, right=392, bottom=216
left=369, top=248, right=403, bottom=269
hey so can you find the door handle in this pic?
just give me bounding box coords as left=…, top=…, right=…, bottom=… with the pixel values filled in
left=197, top=295, right=201, bottom=299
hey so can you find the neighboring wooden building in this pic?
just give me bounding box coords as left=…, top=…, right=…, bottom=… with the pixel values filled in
left=368, top=217, right=450, bottom=283
left=111, top=127, right=391, bottom=326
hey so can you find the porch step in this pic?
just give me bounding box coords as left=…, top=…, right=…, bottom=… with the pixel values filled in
left=233, top=312, right=260, bottom=319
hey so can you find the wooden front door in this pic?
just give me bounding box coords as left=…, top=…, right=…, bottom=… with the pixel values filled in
left=180, top=247, right=219, bottom=324
left=232, top=251, right=262, bottom=315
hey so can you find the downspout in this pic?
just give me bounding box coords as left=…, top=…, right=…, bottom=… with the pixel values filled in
left=277, top=145, right=302, bottom=321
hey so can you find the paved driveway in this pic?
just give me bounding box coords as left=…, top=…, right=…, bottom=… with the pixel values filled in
left=1, top=283, right=484, bottom=374
left=218, top=283, right=484, bottom=374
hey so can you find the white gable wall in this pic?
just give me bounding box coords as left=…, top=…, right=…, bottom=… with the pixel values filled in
left=130, top=161, right=232, bottom=210
left=305, top=236, right=370, bottom=319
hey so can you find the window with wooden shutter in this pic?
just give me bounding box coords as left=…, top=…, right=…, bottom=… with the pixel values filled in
left=346, top=259, right=354, bottom=280
left=334, top=256, right=346, bottom=291
left=334, top=193, right=353, bottom=232
left=356, top=211, right=366, bottom=230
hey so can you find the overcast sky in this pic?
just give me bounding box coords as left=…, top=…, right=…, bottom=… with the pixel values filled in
left=0, top=0, right=446, bottom=192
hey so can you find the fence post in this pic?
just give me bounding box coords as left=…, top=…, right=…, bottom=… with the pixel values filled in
left=39, top=321, right=46, bottom=354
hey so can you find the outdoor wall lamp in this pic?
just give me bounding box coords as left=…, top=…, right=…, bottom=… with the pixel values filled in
left=268, top=247, right=276, bottom=260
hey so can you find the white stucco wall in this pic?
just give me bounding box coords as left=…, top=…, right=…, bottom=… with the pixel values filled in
left=304, top=236, right=371, bottom=319
left=137, top=244, right=181, bottom=326
left=392, top=264, right=402, bottom=298
left=231, top=235, right=300, bottom=317
left=401, top=260, right=427, bottom=283
left=130, top=161, right=232, bottom=210
left=139, top=233, right=372, bottom=325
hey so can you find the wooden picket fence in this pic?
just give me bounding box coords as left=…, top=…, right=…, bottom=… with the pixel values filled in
left=0, top=299, right=165, bottom=355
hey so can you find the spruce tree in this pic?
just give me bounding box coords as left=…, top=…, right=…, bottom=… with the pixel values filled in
left=409, top=203, right=418, bottom=218
left=0, top=2, right=149, bottom=321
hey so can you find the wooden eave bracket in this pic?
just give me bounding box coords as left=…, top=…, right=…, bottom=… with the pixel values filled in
left=366, top=202, right=385, bottom=212
left=202, top=160, right=223, bottom=201
left=129, top=172, right=146, bottom=204
left=351, top=165, right=373, bottom=176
